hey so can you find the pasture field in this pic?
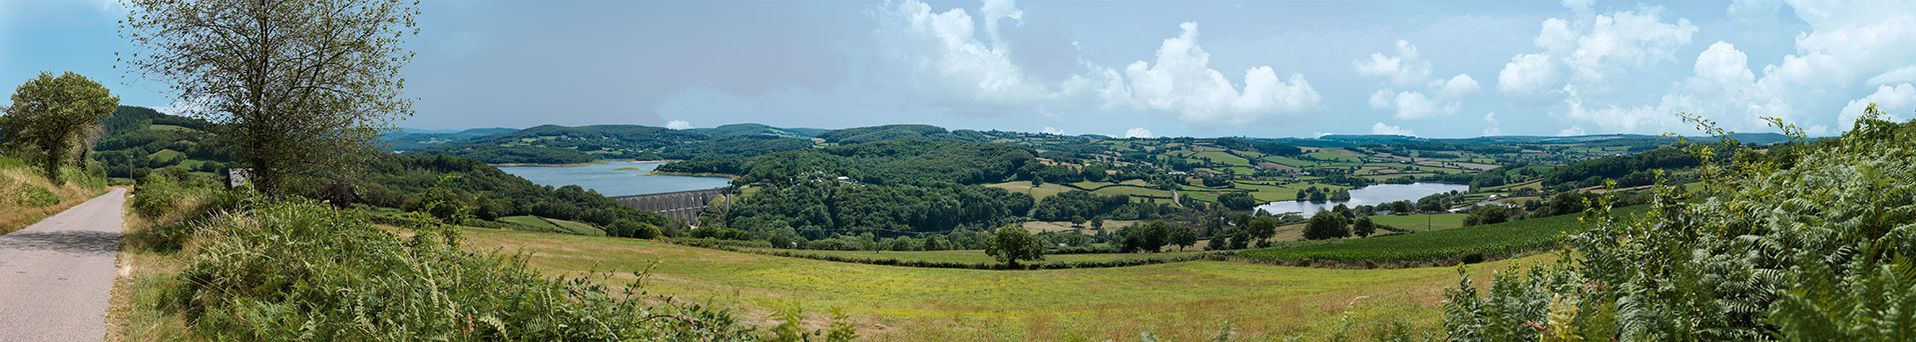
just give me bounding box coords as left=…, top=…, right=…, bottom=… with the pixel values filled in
left=985, top=181, right=1075, bottom=200
left=1238, top=206, right=1646, bottom=266
left=742, top=248, right=1213, bottom=267
left=1022, top=220, right=1138, bottom=232
left=1368, top=213, right=1467, bottom=231
left=498, top=215, right=606, bottom=236
left=459, top=227, right=1547, bottom=340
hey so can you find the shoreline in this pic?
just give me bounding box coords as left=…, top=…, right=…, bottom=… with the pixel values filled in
left=490, top=159, right=678, bottom=167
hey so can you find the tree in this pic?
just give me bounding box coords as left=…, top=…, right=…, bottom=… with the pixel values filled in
left=1168, top=224, right=1199, bottom=251
left=1120, top=221, right=1172, bottom=252
left=1303, top=210, right=1349, bottom=240
left=1247, top=216, right=1280, bottom=247
left=984, top=225, right=1045, bottom=267
left=1352, top=216, right=1376, bottom=237
left=1, top=72, right=119, bottom=183
left=1217, top=191, right=1259, bottom=210
left=122, top=0, right=421, bottom=196
left=1464, top=204, right=1514, bottom=226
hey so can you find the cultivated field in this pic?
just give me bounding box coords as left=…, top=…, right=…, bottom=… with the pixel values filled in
left=459, top=228, right=1546, bottom=340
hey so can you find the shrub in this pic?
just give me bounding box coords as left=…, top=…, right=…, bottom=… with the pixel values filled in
left=169, top=198, right=757, bottom=340
left=1444, top=110, right=1916, bottom=340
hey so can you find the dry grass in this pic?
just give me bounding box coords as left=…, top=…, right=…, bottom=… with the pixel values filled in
left=0, top=168, right=106, bottom=235
left=104, top=186, right=203, bottom=341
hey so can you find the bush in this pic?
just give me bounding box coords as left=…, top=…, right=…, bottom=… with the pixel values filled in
left=169, top=198, right=757, bottom=340
left=1444, top=111, right=1916, bottom=340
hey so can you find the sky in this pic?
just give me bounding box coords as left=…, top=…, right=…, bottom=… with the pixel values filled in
left=3, top=0, right=1914, bottom=138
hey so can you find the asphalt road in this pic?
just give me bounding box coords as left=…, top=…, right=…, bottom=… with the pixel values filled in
left=0, top=188, right=127, bottom=341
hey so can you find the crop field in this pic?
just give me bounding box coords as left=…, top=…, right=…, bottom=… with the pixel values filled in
left=1238, top=206, right=1647, bottom=266
left=459, top=228, right=1548, bottom=340
left=1368, top=213, right=1468, bottom=231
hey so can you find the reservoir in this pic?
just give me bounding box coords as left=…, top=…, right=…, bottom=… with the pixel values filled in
left=1254, top=182, right=1469, bottom=217
left=497, top=160, right=732, bottom=197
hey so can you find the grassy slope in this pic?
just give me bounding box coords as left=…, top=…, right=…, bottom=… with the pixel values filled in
left=985, top=181, right=1074, bottom=201
left=460, top=227, right=1545, bottom=340
left=0, top=162, right=108, bottom=235
left=1240, top=206, right=1648, bottom=265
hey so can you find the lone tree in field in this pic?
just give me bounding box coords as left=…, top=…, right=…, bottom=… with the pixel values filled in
left=984, top=225, right=1045, bottom=268
left=1303, top=210, right=1349, bottom=240
left=1, top=72, right=119, bottom=183
left=121, top=0, right=420, bottom=196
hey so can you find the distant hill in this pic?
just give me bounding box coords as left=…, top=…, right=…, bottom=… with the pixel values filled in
left=380, top=127, right=517, bottom=151
left=689, top=123, right=827, bottom=139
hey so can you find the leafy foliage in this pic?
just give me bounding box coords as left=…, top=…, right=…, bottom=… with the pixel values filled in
left=123, top=0, right=419, bottom=195
left=169, top=197, right=756, bottom=340
left=344, top=154, right=675, bottom=238
left=2, top=71, right=119, bottom=182
left=984, top=225, right=1045, bottom=267
left=1444, top=108, right=1916, bottom=340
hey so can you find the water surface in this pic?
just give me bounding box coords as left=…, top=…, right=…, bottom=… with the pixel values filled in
left=497, top=160, right=731, bottom=197
left=1254, top=182, right=1468, bottom=217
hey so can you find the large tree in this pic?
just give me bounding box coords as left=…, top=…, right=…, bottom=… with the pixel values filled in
left=121, top=0, right=420, bottom=195
left=984, top=225, right=1046, bottom=268
left=1, top=72, right=120, bottom=183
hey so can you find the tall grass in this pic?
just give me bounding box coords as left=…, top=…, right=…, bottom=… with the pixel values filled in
left=162, top=197, right=774, bottom=340
left=0, top=155, right=109, bottom=234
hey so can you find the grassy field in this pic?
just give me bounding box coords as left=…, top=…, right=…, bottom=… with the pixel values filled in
left=460, top=227, right=1546, bottom=340
left=498, top=215, right=606, bottom=236
left=1238, top=206, right=1647, bottom=266
left=985, top=181, right=1075, bottom=200
left=743, top=248, right=1214, bottom=267
left=1368, top=213, right=1467, bottom=231
left=1022, top=220, right=1137, bottom=232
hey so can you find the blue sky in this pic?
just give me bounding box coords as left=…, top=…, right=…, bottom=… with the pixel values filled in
left=3, top=0, right=1913, bottom=138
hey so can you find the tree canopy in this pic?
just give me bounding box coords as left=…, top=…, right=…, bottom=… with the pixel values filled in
left=1, top=71, right=119, bottom=182
left=122, top=0, right=420, bottom=195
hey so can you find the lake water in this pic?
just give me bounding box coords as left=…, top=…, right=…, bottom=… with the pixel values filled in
left=1254, top=182, right=1469, bottom=217
left=496, top=160, right=732, bottom=197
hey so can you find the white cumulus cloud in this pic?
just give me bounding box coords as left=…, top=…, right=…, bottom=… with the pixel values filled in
left=1498, top=53, right=1560, bottom=95
left=873, top=1, right=1321, bottom=128
left=665, top=120, right=693, bottom=130
left=1483, top=112, right=1504, bottom=136
left=1353, top=40, right=1432, bottom=87
left=1840, top=83, right=1916, bottom=127
left=1371, top=122, right=1416, bottom=136
left=1119, top=22, right=1323, bottom=126
left=1124, top=127, right=1154, bottom=138
left=1353, top=40, right=1475, bottom=120
left=1558, top=126, right=1587, bottom=136
left=1497, top=7, right=1696, bottom=96
left=1041, top=126, right=1065, bottom=135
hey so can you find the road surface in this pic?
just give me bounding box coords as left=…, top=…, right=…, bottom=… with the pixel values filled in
left=0, top=188, right=127, bottom=341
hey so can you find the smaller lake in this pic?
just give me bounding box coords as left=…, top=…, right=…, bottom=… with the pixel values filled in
left=1254, top=182, right=1469, bottom=217
left=497, top=160, right=732, bottom=197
